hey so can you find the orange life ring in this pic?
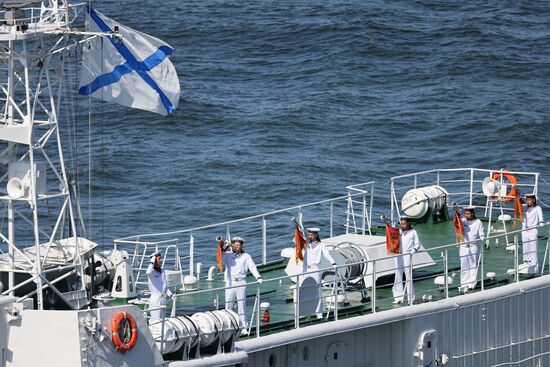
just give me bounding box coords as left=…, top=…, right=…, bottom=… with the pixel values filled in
left=111, top=311, right=138, bottom=353
left=491, top=170, right=517, bottom=202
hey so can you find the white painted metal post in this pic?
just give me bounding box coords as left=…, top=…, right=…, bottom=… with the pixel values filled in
left=330, top=202, right=333, bottom=237
left=262, top=216, right=267, bottom=265
left=345, top=194, right=350, bottom=234
left=371, top=260, right=376, bottom=313
left=333, top=269, right=338, bottom=321
left=295, top=273, right=300, bottom=329
left=390, top=180, right=395, bottom=223
left=160, top=317, right=165, bottom=355
left=469, top=169, right=474, bottom=207
left=362, top=195, right=366, bottom=234
left=7, top=200, right=13, bottom=295
left=498, top=205, right=510, bottom=248
left=486, top=201, right=494, bottom=248
left=408, top=252, right=413, bottom=306
left=514, top=236, right=519, bottom=282
left=444, top=250, right=449, bottom=299
left=540, top=234, right=550, bottom=275
left=480, top=245, right=484, bottom=291
left=256, top=283, right=260, bottom=338
left=368, top=185, right=374, bottom=235
left=189, top=232, right=194, bottom=276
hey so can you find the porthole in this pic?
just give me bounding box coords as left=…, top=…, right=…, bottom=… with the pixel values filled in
left=303, top=346, right=310, bottom=361
left=268, top=353, right=277, bottom=367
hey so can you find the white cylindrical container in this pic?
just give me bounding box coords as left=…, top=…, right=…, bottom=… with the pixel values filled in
left=148, top=315, right=199, bottom=354
left=401, top=185, right=449, bottom=219
left=211, top=309, right=240, bottom=344
left=191, top=311, right=221, bottom=348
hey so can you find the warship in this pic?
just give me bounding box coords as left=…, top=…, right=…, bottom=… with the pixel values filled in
left=0, top=2, right=548, bottom=367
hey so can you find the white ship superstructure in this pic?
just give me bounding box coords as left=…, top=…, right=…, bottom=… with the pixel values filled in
left=0, top=2, right=548, bottom=367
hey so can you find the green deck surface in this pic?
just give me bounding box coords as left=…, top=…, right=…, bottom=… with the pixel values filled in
left=139, top=218, right=549, bottom=338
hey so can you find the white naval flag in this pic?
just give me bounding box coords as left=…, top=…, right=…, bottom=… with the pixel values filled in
left=79, top=7, right=180, bottom=116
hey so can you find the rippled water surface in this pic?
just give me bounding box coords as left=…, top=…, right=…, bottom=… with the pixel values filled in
left=76, top=1, right=550, bottom=251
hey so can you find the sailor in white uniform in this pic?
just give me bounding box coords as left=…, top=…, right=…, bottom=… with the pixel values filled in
left=392, top=217, right=421, bottom=304
left=221, top=237, right=262, bottom=330
left=459, top=207, right=485, bottom=290
left=146, top=250, right=173, bottom=320
left=302, top=227, right=336, bottom=318
left=521, top=194, right=544, bottom=273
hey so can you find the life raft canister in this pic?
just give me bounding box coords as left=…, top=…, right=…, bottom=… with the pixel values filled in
left=491, top=170, right=517, bottom=203
left=111, top=311, right=138, bottom=353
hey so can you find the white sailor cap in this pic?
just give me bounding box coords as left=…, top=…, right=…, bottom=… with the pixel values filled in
left=307, top=227, right=320, bottom=233
left=151, top=250, right=161, bottom=257
left=463, top=206, right=476, bottom=211
left=399, top=215, right=411, bottom=221
left=524, top=193, right=537, bottom=199
left=231, top=236, right=245, bottom=244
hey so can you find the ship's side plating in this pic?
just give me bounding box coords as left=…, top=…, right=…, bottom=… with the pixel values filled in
left=226, top=275, right=550, bottom=367
left=3, top=302, right=164, bottom=367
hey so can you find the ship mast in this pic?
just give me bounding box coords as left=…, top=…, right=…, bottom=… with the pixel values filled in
left=0, top=0, right=88, bottom=310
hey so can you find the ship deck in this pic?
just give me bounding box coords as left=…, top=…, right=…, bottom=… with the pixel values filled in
left=164, top=218, right=549, bottom=339
left=112, top=168, right=548, bottom=346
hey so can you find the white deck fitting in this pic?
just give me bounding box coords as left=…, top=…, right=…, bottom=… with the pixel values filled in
left=284, top=234, right=435, bottom=288
left=326, top=234, right=435, bottom=288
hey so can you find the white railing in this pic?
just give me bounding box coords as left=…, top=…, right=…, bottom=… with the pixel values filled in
left=115, top=188, right=375, bottom=279
left=390, top=168, right=540, bottom=223
left=346, top=181, right=375, bottom=235
left=156, top=223, right=549, bottom=344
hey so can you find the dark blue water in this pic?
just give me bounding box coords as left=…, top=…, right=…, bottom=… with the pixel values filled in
left=79, top=0, right=550, bottom=246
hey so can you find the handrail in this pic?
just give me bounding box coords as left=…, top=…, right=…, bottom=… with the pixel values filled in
left=115, top=190, right=372, bottom=242
left=389, top=168, right=540, bottom=222
left=166, top=222, right=549, bottom=339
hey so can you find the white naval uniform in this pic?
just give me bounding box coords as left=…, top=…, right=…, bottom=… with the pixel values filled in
left=146, top=263, right=169, bottom=320
left=222, top=251, right=261, bottom=327
left=522, top=204, right=544, bottom=271
left=393, top=228, right=421, bottom=303
left=459, top=218, right=485, bottom=289
left=301, top=240, right=336, bottom=316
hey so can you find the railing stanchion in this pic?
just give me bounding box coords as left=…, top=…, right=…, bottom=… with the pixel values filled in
left=444, top=250, right=449, bottom=299
left=480, top=244, right=484, bottom=291
left=362, top=195, right=366, bottom=234
left=256, top=283, right=260, bottom=338
left=189, top=231, right=194, bottom=276
left=408, top=252, right=413, bottom=306
left=295, top=273, right=300, bottom=329
left=390, top=180, right=395, bottom=223
left=469, top=169, right=474, bottom=207
left=262, top=216, right=267, bottom=265
left=160, top=314, right=165, bottom=355
left=515, top=234, right=519, bottom=282
left=330, top=202, right=334, bottom=237
left=368, top=184, right=374, bottom=235
left=334, top=268, right=338, bottom=321
left=372, top=260, right=376, bottom=313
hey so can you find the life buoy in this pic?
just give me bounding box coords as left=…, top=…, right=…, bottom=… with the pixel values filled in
left=491, top=170, right=517, bottom=202
left=111, top=311, right=138, bottom=352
